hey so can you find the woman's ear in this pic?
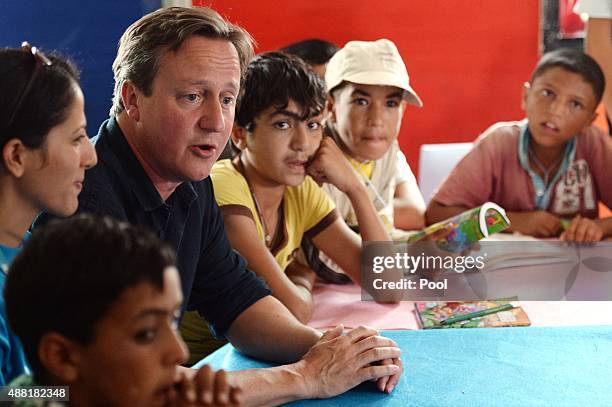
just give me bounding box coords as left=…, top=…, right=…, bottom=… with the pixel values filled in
left=231, top=125, right=248, bottom=151
left=38, top=332, right=83, bottom=384
left=2, top=138, right=28, bottom=177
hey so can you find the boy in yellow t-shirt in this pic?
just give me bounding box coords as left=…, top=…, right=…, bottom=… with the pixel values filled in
left=211, top=52, right=391, bottom=322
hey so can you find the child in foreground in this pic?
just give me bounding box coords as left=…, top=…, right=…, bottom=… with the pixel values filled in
left=427, top=48, right=612, bottom=242
left=6, top=215, right=241, bottom=406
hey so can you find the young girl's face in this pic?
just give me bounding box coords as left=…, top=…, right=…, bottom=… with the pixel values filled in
left=240, top=99, right=323, bottom=187
left=523, top=67, right=597, bottom=150
left=18, top=84, right=97, bottom=217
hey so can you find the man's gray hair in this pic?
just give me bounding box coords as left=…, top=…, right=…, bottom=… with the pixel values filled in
left=110, top=6, right=254, bottom=116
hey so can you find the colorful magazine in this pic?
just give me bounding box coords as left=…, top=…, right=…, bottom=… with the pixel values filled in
left=407, top=202, right=510, bottom=253
left=415, top=299, right=531, bottom=329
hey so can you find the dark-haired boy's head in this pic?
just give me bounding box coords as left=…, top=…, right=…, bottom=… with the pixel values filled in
left=231, top=52, right=327, bottom=187
left=280, top=39, right=339, bottom=66
left=235, top=51, right=327, bottom=131
left=523, top=48, right=603, bottom=151
left=280, top=39, right=339, bottom=77
left=531, top=48, right=605, bottom=105
left=5, top=215, right=188, bottom=405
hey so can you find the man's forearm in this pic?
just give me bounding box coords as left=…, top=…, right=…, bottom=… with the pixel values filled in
left=225, top=361, right=311, bottom=406
left=226, top=296, right=322, bottom=363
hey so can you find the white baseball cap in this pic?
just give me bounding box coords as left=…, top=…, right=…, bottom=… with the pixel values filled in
left=325, top=39, right=423, bottom=107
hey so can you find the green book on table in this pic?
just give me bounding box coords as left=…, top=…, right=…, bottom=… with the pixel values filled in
left=415, top=299, right=531, bottom=329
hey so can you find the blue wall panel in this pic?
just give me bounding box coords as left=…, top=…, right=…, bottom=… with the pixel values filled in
left=1, top=0, right=162, bottom=136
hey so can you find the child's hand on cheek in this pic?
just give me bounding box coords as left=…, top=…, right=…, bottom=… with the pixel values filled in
left=307, top=138, right=362, bottom=194
left=560, top=215, right=604, bottom=243
left=507, top=211, right=563, bottom=238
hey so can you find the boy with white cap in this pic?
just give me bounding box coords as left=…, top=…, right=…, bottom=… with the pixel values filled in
left=303, top=39, right=426, bottom=283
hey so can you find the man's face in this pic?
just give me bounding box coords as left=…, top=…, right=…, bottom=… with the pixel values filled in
left=523, top=66, right=597, bottom=149
left=133, top=36, right=241, bottom=183
left=240, top=99, right=323, bottom=187
left=73, top=267, right=188, bottom=406
left=329, top=83, right=406, bottom=162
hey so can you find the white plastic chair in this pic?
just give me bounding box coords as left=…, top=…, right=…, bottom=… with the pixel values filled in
left=418, top=142, right=473, bottom=204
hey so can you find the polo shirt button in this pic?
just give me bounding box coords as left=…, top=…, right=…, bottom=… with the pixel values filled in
left=536, top=190, right=543, bottom=196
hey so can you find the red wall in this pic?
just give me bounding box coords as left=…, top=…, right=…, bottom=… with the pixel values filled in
left=195, top=0, right=540, bottom=176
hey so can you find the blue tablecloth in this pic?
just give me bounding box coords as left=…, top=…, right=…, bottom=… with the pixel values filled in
left=195, top=326, right=612, bottom=406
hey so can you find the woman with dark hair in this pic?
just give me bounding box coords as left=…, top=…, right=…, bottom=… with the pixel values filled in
left=0, top=42, right=97, bottom=384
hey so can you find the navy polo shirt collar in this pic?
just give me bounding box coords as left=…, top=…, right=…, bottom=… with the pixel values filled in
left=101, top=117, right=197, bottom=211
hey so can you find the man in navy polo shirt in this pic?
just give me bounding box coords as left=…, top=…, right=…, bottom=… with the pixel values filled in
left=71, top=6, right=402, bottom=404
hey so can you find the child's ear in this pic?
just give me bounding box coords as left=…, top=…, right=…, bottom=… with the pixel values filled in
left=38, top=332, right=82, bottom=383
left=231, top=125, right=248, bottom=150
left=521, top=82, right=531, bottom=111
left=2, top=138, right=29, bottom=178
left=121, top=81, right=140, bottom=121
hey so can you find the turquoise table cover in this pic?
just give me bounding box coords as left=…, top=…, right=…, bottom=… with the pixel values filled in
left=195, top=326, right=612, bottom=406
